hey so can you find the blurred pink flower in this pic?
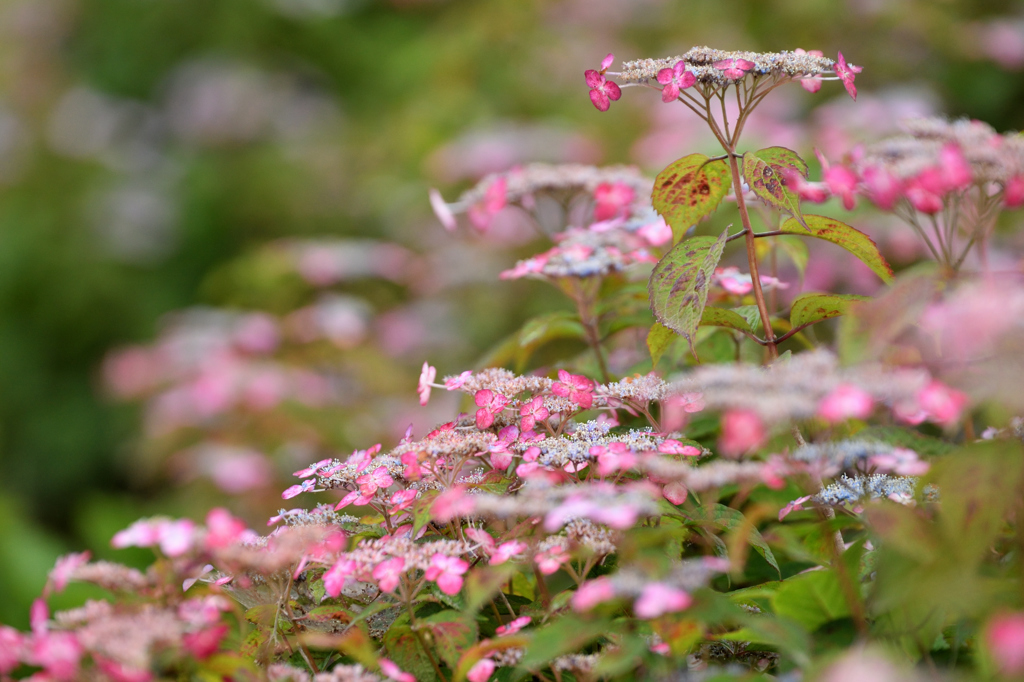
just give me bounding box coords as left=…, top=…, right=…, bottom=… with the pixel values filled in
left=719, top=410, right=765, bottom=457
left=917, top=381, right=967, bottom=426
left=467, top=657, right=495, bottom=682
left=429, top=188, right=458, bottom=231
left=818, top=384, right=874, bottom=423
left=572, top=576, right=616, bottom=611
left=418, top=362, right=437, bottom=406
left=468, top=177, right=508, bottom=231
left=48, top=552, right=90, bottom=594
left=204, top=508, right=248, bottom=550
left=496, top=615, right=531, bottom=636
left=662, top=481, right=688, bottom=505
left=834, top=52, right=862, bottom=100
left=535, top=545, right=569, bottom=575
left=987, top=612, right=1024, bottom=675
left=490, top=540, right=527, bottom=565
left=634, top=583, right=692, bottom=618
left=379, top=658, right=416, bottom=682
left=593, top=182, right=635, bottom=221
left=779, top=495, right=813, bottom=521
left=658, top=439, right=702, bottom=456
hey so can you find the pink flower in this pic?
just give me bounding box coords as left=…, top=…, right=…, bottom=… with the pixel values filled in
left=784, top=167, right=830, bottom=202
left=0, top=626, right=23, bottom=674
left=204, top=508, right=248, bottom=550
left=425, top=553, right=469, bottom=595
left=662, top=481, right=688, bottom=505
left=48, top=552, right=90, bottom=594
left=429, top=189, right=457, bottom=231
left=373, top=557, right=406, bottom=593
left=401, top=452, right=422, bottom=481
left=917, top=380, right=968, bottom=425
left=431, top=486, right=475, bottom=521
left=713, top=58, right=755, bottom=80
left=592, top=442, right=637, bottom=477
left=869, top=448, right=929, bottom=476
left=656, top=60, right=696, bottom=102
left=418, top=362, right=437, bottom=406
left=862, top=166, right=903, bottom=210
left=282, top=479, right=316, bottom=500
left=661, top=392, right=705, bottom=432
left=293, top=458, right=333, bottom=479
left=467, top=658, right=495, bottom=682
left=637, top=217, right=673, bottom=246
left=986, top=612, right=1024, bottom=675
left=489, top=540, right=526, bottom=565
left=834, top=51, right=861, bottom=100
left=379, top=658, right=416, bottom=682
left=795, top=49, right=824, bottom=93
left=28, top=630, right=82, bottom=680
left=323, top=558, right=356, bottom=597
left=357, top=466, right=394, bottom=499
left=818, top=384, right=874, bottom=423
left=593, top=182, right=636, bottom=221
left=475, top=389, right=509, bottom=429
left=572, top=576, right=616, bottom=611
left=658, top=439, right=702, bottom=456
left=719, top=410, right=765, bottom=458
left=535, top=545, right=569, bottom=575
left=496, top=616, right=532, bottom=636
left=551, top=370, right=595, bottom=409
left=111, top=518, right=196, bottom=557
left=468, top=177, right=507, bottom=231
left=585, top=54, right=621, bottom=112
left=1005, top=175, right=1024, bottom=208
left=518, top=396, right=550, bottom=432
left=389, top=489, right=419, bottom=514
left=634, top=583, right=692, bottom=618
left=183, top=624, right=228, bottom=660
left=779, top=495, right=813, bottom=521
left=444, top=370, right=473, bottom=390
left=823, top=163, right=859, bottom=211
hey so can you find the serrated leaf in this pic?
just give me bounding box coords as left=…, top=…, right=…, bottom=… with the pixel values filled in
left=424, top=610, right=479, bottom=669
left=780, top=214, right=894, bottom=283
left=652, top=154, right=732, bottom=240
left=772, top=569, right=850, bottom=631
left=684, top=504, right=780, bottom=575
left=743, top=149, right=807, bottom=229
left=646, top=322, right=676, bottom=367
left=790, top=293, right=869, bottom=329
left=648, top=229, right=729, bottom=356
left=699, top=306, right=753, bottom=334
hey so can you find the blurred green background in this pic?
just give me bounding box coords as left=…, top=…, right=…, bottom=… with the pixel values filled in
left=1, top=0, right=1022, bottom=627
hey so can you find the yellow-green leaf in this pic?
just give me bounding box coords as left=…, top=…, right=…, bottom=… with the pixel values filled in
left=790, top=293, right=870, bottom=329
left=648, top=229, right=729, bottom=356
left=780, top=214, right=894, bottom=283
left=652, top=154, right=732, bottom=240
left=699, top=306, right=754, bottom=334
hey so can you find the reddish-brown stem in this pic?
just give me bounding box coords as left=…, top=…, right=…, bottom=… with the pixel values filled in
left=727, top=152, right=778, bottom=360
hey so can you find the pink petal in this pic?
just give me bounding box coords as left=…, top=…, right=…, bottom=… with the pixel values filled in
left=600, top=53, right=615, bottom=71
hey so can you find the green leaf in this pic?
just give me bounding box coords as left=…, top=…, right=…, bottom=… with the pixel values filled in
left=780, top=214, right=894, bottom=283
left=412, top=490, right=440, bottom=535
left=790, top=293, right=870, bottom=329
left=518, top=312, right=586, bottom=349
left=699, top=306, right=753, bottom=334
left=684, top=504, right=780, bottom=575
left=771, top=569, right=850, bottom=631
left=648, top=229, right=729, bottom=356
left=518, top=616, right=610, bottom=670
left=383, top=624, right=435, bottom=680
left=743, top=148, right=807, bottom=229
left=646, top=322, right=676, bottom=368
left=423, top=610, right=479, bottom=669
left=651, top=154, right=732, bottom=240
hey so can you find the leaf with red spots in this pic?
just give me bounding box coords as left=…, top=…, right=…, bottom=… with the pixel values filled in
left=652, top=154, right=732, bottom=241
left=743, top=147, right=808, bottom=229
left=779, top=214, right=894, bottom=283
left=648, top=228, right=729, bottom=357
left=789, top=293, right=870, bottom=329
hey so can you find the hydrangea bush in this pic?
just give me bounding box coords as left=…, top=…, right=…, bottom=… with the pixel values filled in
left=5, top=47, right=1024, bottom=682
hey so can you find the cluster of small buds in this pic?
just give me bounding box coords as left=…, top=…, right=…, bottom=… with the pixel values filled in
left=779, top=473, right=935, bottom=520
left=669, top=350, right=962, bottom=426
left=321, top=536, right=473, bottom=598
left=500, top=226, right=661, bottom=280
left=789, top=440, right=929, bottom=477
left=590, top=47, right=857, bottom=113
left=571, top=557, right=730, bottom=616
left=429, top=162, right=657, bottom=234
